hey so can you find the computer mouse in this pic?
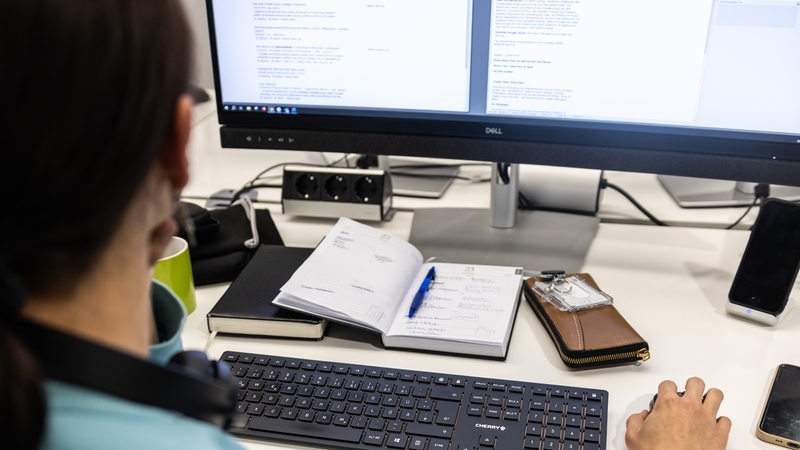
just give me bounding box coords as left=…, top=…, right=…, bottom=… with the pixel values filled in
left=649, top=391, right=685, bottom=411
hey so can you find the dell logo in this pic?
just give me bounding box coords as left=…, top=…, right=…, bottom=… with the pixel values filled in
left=485, top=127, right=503, bottom=135
left=475, top=423, right=507, bottom=431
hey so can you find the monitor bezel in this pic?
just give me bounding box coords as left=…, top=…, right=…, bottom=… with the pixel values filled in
left=212, top=104, right=800, bottom=187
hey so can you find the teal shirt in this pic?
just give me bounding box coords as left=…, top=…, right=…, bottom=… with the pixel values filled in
left=38, top=282, right=244, bottom=450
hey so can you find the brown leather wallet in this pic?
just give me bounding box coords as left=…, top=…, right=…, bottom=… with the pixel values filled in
left=523, top=273, right=650, bottom=369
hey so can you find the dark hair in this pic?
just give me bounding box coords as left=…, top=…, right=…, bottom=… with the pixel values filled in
left=0, top=0, right=192, bottom=447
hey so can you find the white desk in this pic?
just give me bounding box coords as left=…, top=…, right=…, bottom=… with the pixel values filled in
left=182, top=220, right=800, bottom=450
left=182, top=101, right=798, bottom=449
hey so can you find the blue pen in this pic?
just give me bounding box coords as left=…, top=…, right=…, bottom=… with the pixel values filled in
left=408, top=266, right=436, bottom=318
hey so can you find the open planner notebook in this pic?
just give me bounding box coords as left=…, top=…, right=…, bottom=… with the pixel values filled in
left=274, top=217, right=524, bottom=359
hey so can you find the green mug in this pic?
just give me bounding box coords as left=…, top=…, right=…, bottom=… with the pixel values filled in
left=153, top=236, right=196, bottom=314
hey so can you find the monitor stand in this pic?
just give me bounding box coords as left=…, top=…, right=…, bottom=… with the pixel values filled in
left=378, top=156, right=459, bottom=199
left=388, top=157, right=459, bottom=198
left=335, top=154, right=459, bottom=199
left=408, top=163, right=599, bottom=274
left=658, top=175, right=800, bottom=208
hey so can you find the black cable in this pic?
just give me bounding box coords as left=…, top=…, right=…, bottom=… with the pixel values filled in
left=725, top=197, right=759, bottom=230
left=337, top=153, right=354, bottom=168
left=603, top=179, right=771, bottom=229
left=496, top=162, right=511, bottom=184
left=601, top=179, right=668, bottom=226
left=228, top=183, right=283, bottom=204
left=355, top=154, right=378, bottom=168
left=725, top=184, right=770, bottom=230
left=244, top=162, right=290, bottom=187
left=517, top=191, right=535, bottom=210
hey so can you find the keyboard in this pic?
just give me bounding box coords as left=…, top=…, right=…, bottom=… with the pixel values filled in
left=223, top=350, right=608, bottom=450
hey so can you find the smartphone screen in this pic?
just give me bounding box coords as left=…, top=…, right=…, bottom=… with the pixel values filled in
left=758, top=364, right=800, bottom=448
left=728, top=199, right=800, bottom=315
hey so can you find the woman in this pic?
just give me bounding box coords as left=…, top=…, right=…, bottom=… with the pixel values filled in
left=0, top=0, right=242, bottom=449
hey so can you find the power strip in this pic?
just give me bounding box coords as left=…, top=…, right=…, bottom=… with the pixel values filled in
left=281, top=165, right=394, bottom=221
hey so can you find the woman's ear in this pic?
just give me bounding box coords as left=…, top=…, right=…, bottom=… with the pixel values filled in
left=161, top=94, right=193, bottom=190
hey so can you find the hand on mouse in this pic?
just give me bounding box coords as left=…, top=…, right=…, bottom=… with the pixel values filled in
left=625, top=377, right=731, bottom=450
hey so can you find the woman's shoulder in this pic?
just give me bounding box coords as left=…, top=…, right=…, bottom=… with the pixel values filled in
left=41, top=381, right=244, bottom=450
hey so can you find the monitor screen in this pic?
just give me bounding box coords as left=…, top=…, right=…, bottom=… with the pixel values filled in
left=205, top=0, right=800, bottom=187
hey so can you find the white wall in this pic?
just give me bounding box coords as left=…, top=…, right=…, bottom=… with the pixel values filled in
left=180, top=0, right=214, bottom=89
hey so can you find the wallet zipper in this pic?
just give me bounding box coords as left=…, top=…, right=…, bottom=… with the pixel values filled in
left=556, top=346, right=651, bottom=366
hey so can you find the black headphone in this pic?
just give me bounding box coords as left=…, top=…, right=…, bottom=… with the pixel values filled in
left=13, top=319, right=237, bottom=429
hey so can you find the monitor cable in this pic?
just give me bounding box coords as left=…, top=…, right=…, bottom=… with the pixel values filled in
left=600, top=179, right=770, bottom=229
left=600, top=178, right=668, bottom=226
left=725, top=183, right=769, bottom=230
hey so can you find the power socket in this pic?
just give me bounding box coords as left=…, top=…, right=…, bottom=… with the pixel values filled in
left=281, top=165, right=394, bottom=221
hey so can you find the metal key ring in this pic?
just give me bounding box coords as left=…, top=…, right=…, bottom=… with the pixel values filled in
left=549, top=276, right=572, bottom=294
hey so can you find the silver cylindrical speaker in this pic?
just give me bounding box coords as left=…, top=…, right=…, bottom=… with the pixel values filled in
left=518, top=165, right=603, bottom=215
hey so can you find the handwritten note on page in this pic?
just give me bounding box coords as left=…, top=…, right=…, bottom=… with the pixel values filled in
left=387, top=263, right=523, bottom=345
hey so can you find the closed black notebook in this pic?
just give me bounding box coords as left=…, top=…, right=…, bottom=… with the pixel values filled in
left=207, top=245, right=327, bottom=339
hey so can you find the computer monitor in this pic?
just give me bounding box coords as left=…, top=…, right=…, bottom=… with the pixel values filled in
left=205, top=0, right=800, bottom=267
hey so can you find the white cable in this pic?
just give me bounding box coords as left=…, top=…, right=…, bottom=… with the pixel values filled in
left=204, top=329, right=218, bottom=353
left=231, top=195, right=260, bottom=249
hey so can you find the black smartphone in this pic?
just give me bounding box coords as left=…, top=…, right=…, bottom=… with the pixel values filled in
left=758, top=364, right=800, bottom=448
left=726, top=198, right=800, bottom=324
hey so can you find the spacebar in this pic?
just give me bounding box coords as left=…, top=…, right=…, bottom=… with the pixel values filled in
left=248, top=417, right=363, bottom=443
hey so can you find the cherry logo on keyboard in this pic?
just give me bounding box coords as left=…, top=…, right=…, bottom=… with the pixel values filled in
left=475, top=423, right=507, bottom=431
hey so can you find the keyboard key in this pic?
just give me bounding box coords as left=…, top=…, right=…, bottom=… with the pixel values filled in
left=368, top=419, right=385, bottom=430
left=528, top=411, right=545, bottom=424
left=362, top=432, right=384, bottom=445
left=405, top=423, right=453, bottom=439
left=387, top=421, right=403, bottom=432
left=409, top=437, right=426, bottom=450
left=585, top=417, right=602, bottom=430
left=542, top=438, right=559, bottom=449
left=584, top=429, right=601, bottom=443
left=478, top=434, right=496, bottom=446
left=564, top=427, right=580, bottom=440
left=586, top=405, right=602, bottom=417
left=386, top=434, right=407, bottom=448
left=485, top=407, right=501, bottom=418
left=430, top=386, right=463, bottom=401
left=524, top=437, right=541, bottom=449
left=435, top=403, right=459, bottom=425
left=429, top=439, right=449, bottom=449
left=249, top=416, right=362, bottom=443
left=526, top=423, right=542, bottom=436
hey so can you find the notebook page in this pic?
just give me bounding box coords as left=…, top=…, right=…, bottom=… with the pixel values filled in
left=278, top=217, right=423, bottom=333
left=386, top=262, right=523, bottom=344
